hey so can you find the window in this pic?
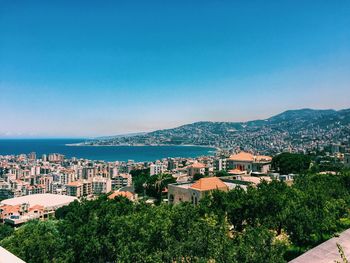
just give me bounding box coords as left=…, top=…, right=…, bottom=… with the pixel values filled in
left=169, top=194, right=174, bottom=203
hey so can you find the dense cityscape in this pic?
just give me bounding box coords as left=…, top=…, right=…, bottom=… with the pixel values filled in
left=84, top=109, right=350, bottom=155
left=1, top=138, right=350, bottom=262
left=1, top=139, right=350, bottom=224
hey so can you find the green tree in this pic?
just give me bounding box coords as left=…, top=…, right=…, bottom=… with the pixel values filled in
left=216, top=170, right=229, bottom=177
left=1, top=220, right=64, bottom=263
left=254, top=180, right=292, bottom=235
left=234, top=226, right=287, bottom=263
left=0, top=223, right=14, bottom=240
left=131, top=168, right=150, bottom=194
left=272, top=153, right=311, bottom=174
left=193, top=173, right=205, bottom=180
left=285, top=174, right=349, bottom=248
left=145, top=173, right=176, bottom=201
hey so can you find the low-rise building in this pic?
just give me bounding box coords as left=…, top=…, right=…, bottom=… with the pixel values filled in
left=168, top=177, right=229, bottom=205
left=227, top=152, right=272, bottom=174
left=0, top=194, right=77, bottom=226
left=187, top=162, right=206, bottom=177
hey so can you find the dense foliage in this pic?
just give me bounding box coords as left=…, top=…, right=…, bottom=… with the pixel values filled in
left=1, top=172, right=350, bottom=263
left=0, top=223, right=13, bottom=240
left=272, top=153, right=312, bottom=174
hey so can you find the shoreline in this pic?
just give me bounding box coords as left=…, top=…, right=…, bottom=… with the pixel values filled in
left=65, top=143, right=219, bottom=151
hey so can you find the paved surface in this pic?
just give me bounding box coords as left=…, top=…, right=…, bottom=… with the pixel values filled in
left=0, top=246, right=26, bottom=263
left=289, top=229, right=350, bottom=263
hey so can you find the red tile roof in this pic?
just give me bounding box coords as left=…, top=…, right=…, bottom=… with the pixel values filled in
left=189, top=162, right=206, bottom=169
left=191, top=177, right=228, bottom=191
left=229, top=152, right=255, bottom=162
left=229, top=152, right=272, bottom=162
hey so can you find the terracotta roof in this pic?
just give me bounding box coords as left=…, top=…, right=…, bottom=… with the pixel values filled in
left=29, top=204, right=44, bottom=211
left=189, top=162, right=206, bottom=169
left=229, top=152, right=272, bottom=163
left=229, top=152, right=255, bottom=162
left=0, top=205, right=20, bottom=214
left=191, top=177, right=228, bottom=191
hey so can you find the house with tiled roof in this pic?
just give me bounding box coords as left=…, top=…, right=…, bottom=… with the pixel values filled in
left=190, top=177, right=228, bottom=192
left=168, top=177, right=230, bottom=205
left=227, top=152, right=272, bottom=174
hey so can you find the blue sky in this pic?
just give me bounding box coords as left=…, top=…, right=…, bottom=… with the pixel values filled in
left=1, top=0, right=350, bottom=138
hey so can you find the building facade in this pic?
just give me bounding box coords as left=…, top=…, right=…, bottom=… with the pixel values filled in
left=168, top=177, right=229, bottom=205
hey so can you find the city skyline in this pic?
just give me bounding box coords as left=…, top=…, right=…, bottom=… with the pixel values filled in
left=1, top=1, right=350, bottom=138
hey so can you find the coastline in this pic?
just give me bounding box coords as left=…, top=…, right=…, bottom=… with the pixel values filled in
left=65, top=143, right=219, bottom=151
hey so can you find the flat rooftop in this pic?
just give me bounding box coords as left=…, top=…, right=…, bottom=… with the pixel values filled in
left=1, top=194, right=77, bottom=209
left=289, top=228, right=350, bottom=263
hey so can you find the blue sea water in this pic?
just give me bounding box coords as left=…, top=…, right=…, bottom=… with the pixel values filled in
left=0, top=139, right=215, bottom=162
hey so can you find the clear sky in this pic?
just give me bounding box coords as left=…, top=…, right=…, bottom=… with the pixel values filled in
left=1, top=0, right=350, bottom=138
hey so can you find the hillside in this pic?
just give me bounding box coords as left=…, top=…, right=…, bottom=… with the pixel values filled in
left=86, top=108, right=350, bottom=154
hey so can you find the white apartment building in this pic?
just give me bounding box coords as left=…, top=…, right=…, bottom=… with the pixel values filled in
left=150, top=163, right=166, bottom=176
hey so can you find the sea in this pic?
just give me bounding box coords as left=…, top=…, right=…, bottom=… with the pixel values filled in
left=0, top=139, right=215, bottom=162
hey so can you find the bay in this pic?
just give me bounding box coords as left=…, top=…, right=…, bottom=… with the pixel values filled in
left=0, top=139, right=215, bottom=162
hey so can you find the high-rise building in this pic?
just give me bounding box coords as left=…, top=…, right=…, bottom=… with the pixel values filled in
left=82, top=167, right=95, bottom=180
left=41, top=154, right=47, bottom=162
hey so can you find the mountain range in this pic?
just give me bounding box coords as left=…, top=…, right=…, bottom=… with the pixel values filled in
left=86, top=108, right=350, bottom=154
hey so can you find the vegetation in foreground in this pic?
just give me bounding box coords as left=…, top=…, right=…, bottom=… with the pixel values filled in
left=1, top=169, right=350, bottom=263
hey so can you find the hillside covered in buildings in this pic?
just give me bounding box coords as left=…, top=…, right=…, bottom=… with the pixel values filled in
left=85, top=108, right=350, bottom=154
